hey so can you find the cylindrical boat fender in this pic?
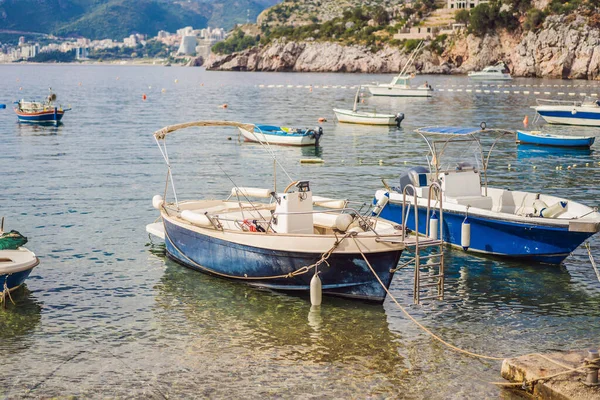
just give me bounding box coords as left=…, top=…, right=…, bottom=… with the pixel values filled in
left=180, top=210, right=212, bottom=227
left=572, top=109, right=577, bottom=115
left=461, top=217, right=471, bottom=251
left=395, top=112, right=405, bottom=128
left=533, top=199, right=548, bottom=216
left=335, top=213, right=354, bottom=232
left=429, top=212, right=439, bottom=240
left=152, top=194, right=164, bottom=210
left=540, top=201, right=568, bottom=218
left=310, top=273, right=322, bottom=306
left=371, top=192, right=389, bottom=216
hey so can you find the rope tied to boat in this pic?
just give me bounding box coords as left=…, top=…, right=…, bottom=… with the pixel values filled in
left=1, top=279, right=16, bottom=307
left=162, top=220, right=354, bottom=281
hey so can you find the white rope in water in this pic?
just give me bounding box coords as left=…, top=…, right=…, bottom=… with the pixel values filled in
left=585, top=242, right=600, bottom=284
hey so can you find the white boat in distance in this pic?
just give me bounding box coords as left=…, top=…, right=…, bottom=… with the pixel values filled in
left=333, top=86, right=405, bottom=126
left=532, top=97, right=600, bottom=126
left=468, top=63, right=512, bottom=80
left=363, top=41, right=433, bottom=98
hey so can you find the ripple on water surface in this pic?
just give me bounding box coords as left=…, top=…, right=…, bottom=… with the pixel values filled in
left=1, top=65, right=600, bottom=398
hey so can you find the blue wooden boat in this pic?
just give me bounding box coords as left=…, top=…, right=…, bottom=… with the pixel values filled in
left=147, top=121, right=408, bottom=303
left=516, top=130, right=595, bottom=148
left=0, top=229, right=39, bottom=300
left=14, top=91, right=70, bottom=126
left=238, top=124, right=323, bottom=146
left=374, top=126, right=600, bottom=264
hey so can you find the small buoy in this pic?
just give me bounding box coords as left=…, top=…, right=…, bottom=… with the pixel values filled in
left=227, top=137, right=232, bottom=140
left=0, top=104, right=6, bottom=109
left=358, top=159, right=363, bottom=164
left=572, top=164, right=577, bottom=168
left=567, top=165, right=572, bottom=170
left=318, top=117, right=327, bottom=123
left=78, top=82, right=82, bottom=86
left=220, top=104, right=228, bottom=108
left=201, top=83, right=204, bottom=86
left=142, top=94, right=147, bottom=100
left=174, top=79, right=178, bottom=83
left=533, top=165, right=537, bottom=170
left=310, top=273, right=322, bottom=306
left=523, top=115, right=529, bottom=127
left=148, top=86, right=152, bottom=89
left=309, top=86, right=313, bottom=92
left=572, top=109, right=577, bottom=115
left=461, top=217, right=471, bottom=251
left=586, top=163, right=590, bottom=167
left=161, top=88, right=166, bottom=93
left=379, top=159, right=383, bottom=166
left=429, top=212, right=439, bottom=240
left=19, top=87, right=22, bottom=91
left=556, top=166, right=560, bottom=170
left=116, top=76, right=120, bottom=80
left=403, top=161, right=407, bottom=165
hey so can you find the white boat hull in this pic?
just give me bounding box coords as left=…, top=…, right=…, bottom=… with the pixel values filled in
left=468, top=73, right=512, bottom=80
left=238, top=127, right=316, bottom=146
left=534, top=105, right=600, bottom=126
left=365, top=85, right=433, bottom=97
left=333, top=108, right=397, bottom=125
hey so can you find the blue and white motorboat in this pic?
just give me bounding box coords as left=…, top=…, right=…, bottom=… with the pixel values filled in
left=516, top=130, right=595, bottom=148
left=374, top=126, right=600, bottom=264
left=533, top=97, right=600, bottom=126
left=0, top=228, right=39, bottom=300
left=238, top=124, right=323, bottom=146
left=468, top=62, right=512, bottom=80
left=146, top=120, right=410, bottom=303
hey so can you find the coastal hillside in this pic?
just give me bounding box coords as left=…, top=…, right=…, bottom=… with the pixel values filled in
left=0, top=0, right=280, bottom=40
left=207, top=0, right=600, bottom=79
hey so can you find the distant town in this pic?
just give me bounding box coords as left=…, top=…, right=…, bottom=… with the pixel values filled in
left=0, top=26, right=227, bottom=64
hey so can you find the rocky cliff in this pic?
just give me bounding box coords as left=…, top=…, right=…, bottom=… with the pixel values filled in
left=205, top=15, right=600, bottom=79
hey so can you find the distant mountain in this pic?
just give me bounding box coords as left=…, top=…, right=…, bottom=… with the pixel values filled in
left=0, top=0, right=281, bottom=40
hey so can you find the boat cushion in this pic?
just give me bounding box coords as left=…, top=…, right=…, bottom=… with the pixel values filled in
left=439, top=170, right=482, bottom=198
left=445, top=195, right=493, bottom=210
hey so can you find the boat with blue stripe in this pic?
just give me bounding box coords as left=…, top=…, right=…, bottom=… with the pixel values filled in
left=374, top=125, right=600, bottom=265
left=516, top=130, right=595, bottom=148
left=14, top=91, right=70, bottom=126
left=147, top=121, right=412, bottom=303
left=238, top=124, right=323, bottom=146
left=533, top=97, right=600, bottom=126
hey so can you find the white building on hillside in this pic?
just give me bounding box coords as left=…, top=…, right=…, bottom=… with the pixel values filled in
left=178, top=35, right=197, bottom=55
left=447, top=0, right=487, bottom=9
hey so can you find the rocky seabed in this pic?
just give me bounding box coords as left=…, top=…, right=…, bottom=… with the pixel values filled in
left=205, top=15, right=600, bottom=79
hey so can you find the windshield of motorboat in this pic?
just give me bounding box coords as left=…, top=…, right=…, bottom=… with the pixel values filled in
left=430, top=136, right=483, bottom=174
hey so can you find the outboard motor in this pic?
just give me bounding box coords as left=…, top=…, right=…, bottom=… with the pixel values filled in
left=311, top=126, right=323, bottom=147
left=395, top=113, right=405, bottom=128
left=397, top=166, right=429, bottom=195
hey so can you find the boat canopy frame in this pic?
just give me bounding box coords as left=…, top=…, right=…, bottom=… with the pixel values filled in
left=414, top=125, right=514, bottom=196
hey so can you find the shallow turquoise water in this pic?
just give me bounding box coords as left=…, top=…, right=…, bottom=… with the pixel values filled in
left=1, top=64, right=600, bottom=398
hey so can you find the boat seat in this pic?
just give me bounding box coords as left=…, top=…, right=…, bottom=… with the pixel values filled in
left=445, top=195, right=493, bottom=210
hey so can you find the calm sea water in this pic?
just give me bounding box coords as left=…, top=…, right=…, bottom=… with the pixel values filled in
left=1, top=64, right=600, bottom=398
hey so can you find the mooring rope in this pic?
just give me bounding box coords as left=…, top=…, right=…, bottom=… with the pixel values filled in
left=585, top=242, right=600, bottom=284
left=1, top=280, right=16, bottom=307
left=163, top=220, right=352, bottom=281
left=352, top=236, right=600, bottom=390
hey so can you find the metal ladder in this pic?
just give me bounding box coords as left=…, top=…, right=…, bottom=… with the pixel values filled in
left=401, top=183, right=445, bottom=304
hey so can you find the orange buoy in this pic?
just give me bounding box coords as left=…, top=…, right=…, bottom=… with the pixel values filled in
left=220, top=104, right=228, bottom=109
left=318, top=117, right=327, bottom=123
left=78, top=82, right=82, bottom=86
left=523, top=115, right=529, bottom=127
left=19, top=87, right=22, bottom=91
left=142, top=94, right=147, bottom=100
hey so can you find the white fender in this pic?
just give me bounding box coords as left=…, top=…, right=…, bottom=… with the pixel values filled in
left=540, top=201, right=568, bottom=218
left=335, top=214, right=354, bottom=232
left=231, top=187, right=272, bottom=198
left=152, top=195, right=164, bottom=210
left=461, top=217, right=471, bottom=251
left=533, top=199, right=548, bottom=215
left=429, top=212, right=439, bottom=240
left=180, top=210, right=212, bottom=227
left=310, top=273, right=322, bottom=306
left=372, top=192, right=389, bottom=216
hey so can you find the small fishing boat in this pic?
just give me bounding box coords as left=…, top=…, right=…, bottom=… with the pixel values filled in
left=0, top=224, right=39, bottom=301
left=146, top=121, right=412, bottom=303
left=14, top=90, right=70, bottom=126
left=374, top=125, right=600, bottom=264
left=238, top=124, right=323, bottom=146
left=333, top=86, right=404, bottom=126
left=363, top=41, right=433, bottom=98
left=532, top=97, right=600, bottom=126
left=516, top=130, right=595, bottom=148
left=468, top=63, right=512, bottom=80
